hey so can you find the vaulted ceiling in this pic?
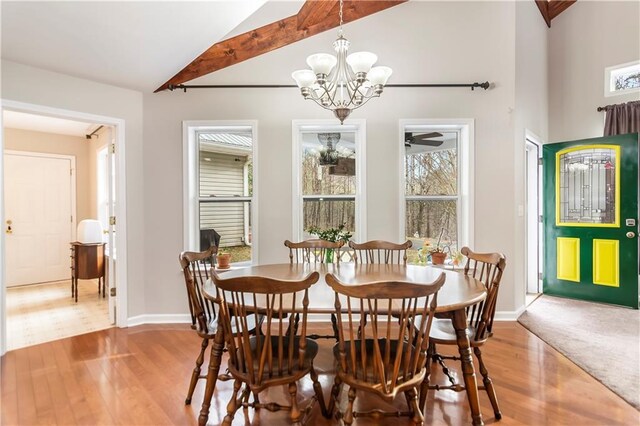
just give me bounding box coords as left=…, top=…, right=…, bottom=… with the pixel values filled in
left=535, top=0, right=577, bottom=27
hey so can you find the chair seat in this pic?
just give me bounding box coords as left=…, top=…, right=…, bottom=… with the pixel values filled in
left=230, top=336, right=318, bottom=377
left=333, top=339, right=417, bottom=383
left=428, top=318, right=480, bottom=345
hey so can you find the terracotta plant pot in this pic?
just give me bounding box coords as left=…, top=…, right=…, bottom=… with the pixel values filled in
left=430, top=251, right=447, bottom=265
left=216, top=253, right=231, bottom=269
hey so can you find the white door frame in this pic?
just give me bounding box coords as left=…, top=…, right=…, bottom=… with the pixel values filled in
left=525, top=130, right=543, bottom=296
left=0, top=100, right=129, bottom=356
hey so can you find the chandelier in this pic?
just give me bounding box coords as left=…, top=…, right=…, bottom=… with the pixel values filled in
left=291, top=0, right=393, bottom=124
left=317, top=133, right=341, bottom=166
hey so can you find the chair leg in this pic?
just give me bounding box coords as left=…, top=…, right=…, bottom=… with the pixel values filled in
left=343, top=387, right=357, bottom=426
left=185, top=337, right=209, bottom=405
left=289, top=382, right=302, bottom=425
left=327, top=375, right=343, bottom=419
left=474, top=347, right=501, bottom=420
left=222, top=379, right=242, bottom=426
left=419, top=341, right=436, bottom=409
left=310, top=365, right=328, bottom=417
left=406, top=388, right=424, bottom=425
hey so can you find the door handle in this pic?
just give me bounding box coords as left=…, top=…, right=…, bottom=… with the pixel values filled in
left=626, top=231, right=636, bottom=238
left=5, top=220, right=12, bottom=234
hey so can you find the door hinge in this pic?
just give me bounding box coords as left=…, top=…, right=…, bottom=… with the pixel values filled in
left=539, top=215, right=543, bottom=223
left=110, top=287, right=116, bottom=297
left=110, top=143, right=116, bottom=154
left=70, top=168, right=73, bottom=176
left=538, top=157, right=543, bottom=166
left=109, top=216, right=116, bottom=226
left=538, top=272, right=543, bottom=280
left=71, top=215, right=73, bottom=223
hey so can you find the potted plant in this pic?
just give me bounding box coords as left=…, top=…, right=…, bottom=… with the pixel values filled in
left=305, top=223, right=352, bottom=263
left=430, top=229, right=447, bottom=265
left=216, top=251, right=231, bottom=269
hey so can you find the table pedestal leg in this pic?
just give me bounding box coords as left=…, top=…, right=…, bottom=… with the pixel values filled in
left=452, top=308, right=484, bottom=426
left=199, top=325, right=225, bottom=426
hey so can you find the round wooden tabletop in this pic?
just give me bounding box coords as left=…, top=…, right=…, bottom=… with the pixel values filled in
left=205, top=263, right=486, bottom=313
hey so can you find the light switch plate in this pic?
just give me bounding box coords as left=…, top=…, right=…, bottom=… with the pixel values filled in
left=626, top=218, right=636, bottom=226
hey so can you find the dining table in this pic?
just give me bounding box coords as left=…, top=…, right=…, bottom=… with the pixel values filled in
left=198, top=263, right=488, bottom=426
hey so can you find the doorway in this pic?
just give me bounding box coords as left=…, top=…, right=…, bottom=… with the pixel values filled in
left=1, top=103, right=126, bottom=353
left=525, top=135, right=542, bottom=306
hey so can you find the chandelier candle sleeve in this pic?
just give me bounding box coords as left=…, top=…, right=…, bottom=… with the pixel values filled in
left=291, top=0, right=392, bottom=124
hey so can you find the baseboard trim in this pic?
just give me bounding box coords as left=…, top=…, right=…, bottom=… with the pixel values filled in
left=127, top=314, right=191, bottom=327
left=494, top=305, right=526, bottom=321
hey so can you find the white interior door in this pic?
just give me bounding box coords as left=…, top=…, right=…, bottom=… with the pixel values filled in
left=5, top=153, right=73, bottom=287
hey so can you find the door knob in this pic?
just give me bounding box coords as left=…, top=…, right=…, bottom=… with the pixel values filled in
left=626, top=231, right=636, bottom=238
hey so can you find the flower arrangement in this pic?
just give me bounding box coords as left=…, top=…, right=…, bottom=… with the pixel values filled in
left=305, top=223, right=352, bottom=244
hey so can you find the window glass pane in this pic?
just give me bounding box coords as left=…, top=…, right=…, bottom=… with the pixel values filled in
left=405, top=132, right=457, bottom=196
left=199, top=132, right=253, bottom=197
left=303, top=199, right=355, bottom=239
left=198, top=130, right=253, bottom=264
left=558, top=147, right=617, bottom=224
left=200, top=201, right=252, bottom=263
left=302, top=131, right=356, bottom=195
left=405, top=200, right=457, bottom=265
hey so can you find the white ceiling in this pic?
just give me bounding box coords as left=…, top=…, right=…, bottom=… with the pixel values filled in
left=3, top=110, right=99, bottom=137
left=0, top=0, right=269, bottom=92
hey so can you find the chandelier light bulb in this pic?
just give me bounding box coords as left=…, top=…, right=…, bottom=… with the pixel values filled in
left=291, top=70, right=316, bottom=88
left=306, top=53, right=337, bottom=76
left=346, top=52, right=377, bottom=74
left=368, top=66, right=393, bottom=86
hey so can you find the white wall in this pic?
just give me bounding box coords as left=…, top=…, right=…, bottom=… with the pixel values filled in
left=1, top=60, right=145, bottom=319
left=514, top=0, right=549, bottom=309
left=4, top=128, right=94, bottom=223
left=549, top=1, right=640, bottom=142
left=143, top=1, right=521, bottom=315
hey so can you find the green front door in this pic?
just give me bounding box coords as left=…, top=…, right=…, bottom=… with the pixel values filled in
left=543, top=133, right=639, bottom=309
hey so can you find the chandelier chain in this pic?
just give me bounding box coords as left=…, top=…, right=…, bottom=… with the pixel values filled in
left=338, top=0, right=344, bottom=36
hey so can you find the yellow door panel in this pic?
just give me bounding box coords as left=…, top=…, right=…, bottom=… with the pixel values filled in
left=593, top=239, right=620, bottom=287
left=557, top=237, right=580, bottom=282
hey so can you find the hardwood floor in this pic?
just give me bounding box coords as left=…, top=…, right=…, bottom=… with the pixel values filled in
left=1, top=322, right=637, bottom=425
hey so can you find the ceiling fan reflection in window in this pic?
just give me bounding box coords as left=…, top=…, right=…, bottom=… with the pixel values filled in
left=404, top=132, right=444, bottom=148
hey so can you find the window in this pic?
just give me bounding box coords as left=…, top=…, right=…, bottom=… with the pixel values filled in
left=292, top=120, right=366, bottom=245
left=184, top=122, right=257, bottom=264
left=605, top=61, right=640, bottom=97
left=400, top=120, right=473, bottom=265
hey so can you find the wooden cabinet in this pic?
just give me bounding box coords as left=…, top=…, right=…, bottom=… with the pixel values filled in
left=70, top=242, right=106, bottom=302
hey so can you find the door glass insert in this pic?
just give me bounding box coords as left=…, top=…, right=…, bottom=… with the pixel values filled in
left=558, top=146, right=618, bottom=225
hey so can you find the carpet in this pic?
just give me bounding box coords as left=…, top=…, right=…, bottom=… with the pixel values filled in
left=518, top=295, right=640, bottom=409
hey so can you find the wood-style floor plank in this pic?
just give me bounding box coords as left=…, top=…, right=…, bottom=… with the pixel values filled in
left=1, top=323, right=638, bottom=425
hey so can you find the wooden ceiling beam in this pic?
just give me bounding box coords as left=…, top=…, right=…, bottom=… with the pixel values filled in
left=535, top=0, right=577, bottom=28
left=155, top=0, right=406, bottom=93
left=297, top=0, right=339, bottom=31
left=535, top=0, right=551, bottom=28
left=548, top=0, right=577, bottom=20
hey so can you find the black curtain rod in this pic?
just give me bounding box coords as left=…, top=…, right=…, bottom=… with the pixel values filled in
left=85, top=125, right=104, bottom=140
left=167, top=81, right=491, bottom=92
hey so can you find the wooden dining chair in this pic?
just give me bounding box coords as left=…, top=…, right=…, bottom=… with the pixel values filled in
left=212, top=270, right=327, bottom=425
left=419, top=246, right=506, bottom=420
left=284, top=239, right=345, bottom=264
left=179, top=247, right=262, bottom=405
left=325, top=272, right=445, bottom=425
left=349, top=240, right=412, bottom=264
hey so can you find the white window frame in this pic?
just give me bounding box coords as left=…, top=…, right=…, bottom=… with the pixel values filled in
left=183, top=120, right=259, bottom=264
left=291, top=119, right=367, bottom=242
left=604, top=60, right=640, bottom=97
left=398, top=119, right=474, bottom=250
